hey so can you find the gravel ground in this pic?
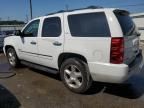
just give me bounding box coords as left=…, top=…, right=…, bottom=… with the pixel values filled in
left=1, top=46, right=144, bottom=108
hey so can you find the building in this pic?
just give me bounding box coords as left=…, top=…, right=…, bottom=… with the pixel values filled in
left=131, top=13, right=144, bottom=40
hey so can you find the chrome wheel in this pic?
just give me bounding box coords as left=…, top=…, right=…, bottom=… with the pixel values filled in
left=7, top=50, right=16, bottom=66
left=64, top=65, right=83, bottom=89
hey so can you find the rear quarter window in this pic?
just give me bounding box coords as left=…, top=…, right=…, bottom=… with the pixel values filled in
left=68, top=12, right=111, bottom=37
left=114, top=10, right=136, bottom=36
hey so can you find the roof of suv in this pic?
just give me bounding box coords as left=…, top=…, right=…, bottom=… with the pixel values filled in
left=46, top=6, right=116, bottom=16
left=32, top=6, right=122, bottom=21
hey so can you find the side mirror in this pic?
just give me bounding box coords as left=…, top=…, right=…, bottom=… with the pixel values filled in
left=137, top=32, right=141, bottom=37
left=14, top=30, right=23, bottom=36
left=15, top=30, right=34, bottom=37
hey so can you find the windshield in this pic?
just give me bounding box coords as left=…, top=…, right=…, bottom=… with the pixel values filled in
left=114, top=10, right=136, bottom=36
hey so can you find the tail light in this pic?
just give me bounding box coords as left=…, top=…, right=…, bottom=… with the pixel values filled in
left=110, top=37, right=124, bottom=64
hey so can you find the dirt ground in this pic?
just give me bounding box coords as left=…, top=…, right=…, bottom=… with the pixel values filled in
left=1, top=47, right=144, bottom=108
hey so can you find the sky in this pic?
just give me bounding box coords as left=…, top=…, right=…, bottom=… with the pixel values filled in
left=0, top=0, right=144, bottom=22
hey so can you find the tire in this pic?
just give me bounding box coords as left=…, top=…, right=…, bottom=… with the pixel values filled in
left=6, top=48, right=20, bottom=68
left=60, top=58, right=92, bottom=93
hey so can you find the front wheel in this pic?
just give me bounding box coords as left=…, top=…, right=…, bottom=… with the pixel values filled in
left=60, top=58, right=92, bottom=93
left=6, top=48, right=20, bottom=68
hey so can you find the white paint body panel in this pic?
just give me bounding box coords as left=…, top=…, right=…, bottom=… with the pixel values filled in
left=37, top=14, right=64, bottom=68
left=3, top=8, right=143, bottom=83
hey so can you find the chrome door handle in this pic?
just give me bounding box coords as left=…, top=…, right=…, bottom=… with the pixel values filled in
left=53, top=41, right=62, bottom=46
left=30, top=41, right=37, bottom=45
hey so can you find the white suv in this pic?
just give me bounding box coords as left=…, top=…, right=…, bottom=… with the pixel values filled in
left=3, top=7, right=143, bottom=93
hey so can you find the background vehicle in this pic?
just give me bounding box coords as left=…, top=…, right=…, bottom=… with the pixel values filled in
left=3, top=7, right=143, bottom=93
left=0, top=31, right=6, bottom=51
left=0, top=30, right=15, bottom=51
left=5, top=30, right=15, bottom=36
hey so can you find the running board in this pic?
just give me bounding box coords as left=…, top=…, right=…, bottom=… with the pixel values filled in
left=21, top=61, right=58, bottom=74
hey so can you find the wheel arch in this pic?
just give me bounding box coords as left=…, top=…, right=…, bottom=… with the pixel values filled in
left=4, top=45, right=18, bottom=57
left=58, top=52, right=88, bottom=68
left=5, top=45, right=15, bottom=52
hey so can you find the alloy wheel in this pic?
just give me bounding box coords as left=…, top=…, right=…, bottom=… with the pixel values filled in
left=64, top=65, right=83, bottom=89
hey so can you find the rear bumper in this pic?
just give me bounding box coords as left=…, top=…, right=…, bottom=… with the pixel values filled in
left=88, top=52, right=143, bottom=83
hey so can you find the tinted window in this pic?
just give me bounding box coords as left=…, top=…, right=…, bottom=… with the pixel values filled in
left=68, top=12, right=110, bottom=37
left=23, top=20, right=40, bottom=37
left=114, top=11, right=136, bottom=36
left=42, top=17, right=61, bottom=37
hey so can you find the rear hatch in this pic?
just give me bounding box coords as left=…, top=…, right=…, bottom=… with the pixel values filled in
left=114, top=10, right=140, bottom=65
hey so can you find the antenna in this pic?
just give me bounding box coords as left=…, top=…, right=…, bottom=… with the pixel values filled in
left=65, top=4, right=69, bottom=11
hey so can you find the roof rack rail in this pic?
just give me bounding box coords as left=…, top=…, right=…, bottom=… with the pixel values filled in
left=87, top=6, right=103, bottom=9
left=47, top=10, right=65, bottom=15
left=67, top=6, right=103, bottom=12
left=46, top=6, right=103, bottom=15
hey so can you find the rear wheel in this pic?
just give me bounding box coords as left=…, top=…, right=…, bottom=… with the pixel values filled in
left=6, top=48, right=20, bottom=67
left=60, top=58, right=92, bottom=93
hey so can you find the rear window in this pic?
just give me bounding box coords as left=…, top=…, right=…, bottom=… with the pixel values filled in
left=68, top=12, right=110, bottom=37
left=114, top=10, right=136, bottom=36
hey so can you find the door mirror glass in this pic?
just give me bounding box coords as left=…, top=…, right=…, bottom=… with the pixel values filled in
left=14, top=30, right=23, bottom=36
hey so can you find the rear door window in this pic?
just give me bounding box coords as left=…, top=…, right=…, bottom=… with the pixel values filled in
left=42, top=17, right=61, bottom=37
left=114, top=10, right=136, bottom=36
left=68, top=12, right=110, bottom=37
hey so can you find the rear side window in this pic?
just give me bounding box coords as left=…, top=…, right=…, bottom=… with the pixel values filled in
left=42, top=17, right=61, bottom=37
left=68, top=12, right=110, bottom=37
left=114, top=10, right=136, bottom=36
